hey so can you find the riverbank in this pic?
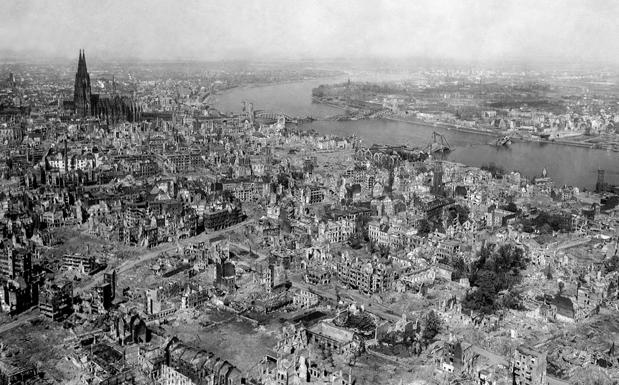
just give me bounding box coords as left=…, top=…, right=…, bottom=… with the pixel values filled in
left=310, top=96, right=619, bottom=152
left=385, top=116, right=498, bottom=138
left=226, top=75, right=344, bottom=92
left=311, top=97, right=348, bottom=111
left=213, top=75, right=619, bottom=188
left=383, top=116, right=619, bottom=153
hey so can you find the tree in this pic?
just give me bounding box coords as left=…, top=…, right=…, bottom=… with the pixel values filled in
left=422, top=310, right=442, bottom=342
left=451, top=256, right=468, bottom=281
left=481, top=163, right=505, bottom=178
left=465, top=242, right=527, bottom=315
left=498, top=290, right=524, bottom=310
left=448, top=204, right=470, bottom=225
left=348, top=233, right=363, bottom=249
left=464, top=273, right=499, bottom=314
left=475, top=270, right=499, bottom=293
left=604, top=253, right=619, bottom=274
left=502, top=201, right=519, bottom=214
left=378, top=245, right=390, bottom=258
left=417, top=218, right=432, bottom=237
left=540, top=223, right=553, bottom=234
left=381, top=330, right=403, bottom=345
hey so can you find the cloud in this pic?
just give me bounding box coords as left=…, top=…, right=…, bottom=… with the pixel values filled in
left=0, top=0, right=618, bottom=63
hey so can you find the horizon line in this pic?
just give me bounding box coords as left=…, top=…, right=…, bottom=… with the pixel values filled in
left=1, top=50, right=618, bottom=69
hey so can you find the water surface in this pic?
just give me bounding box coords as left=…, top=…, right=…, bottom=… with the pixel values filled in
left=213, top=78, right=619, bottom=189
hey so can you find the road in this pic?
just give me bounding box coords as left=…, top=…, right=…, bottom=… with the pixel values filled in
left=77, top=219, right=255, bottom=294
left=229, top=241, right=270, bottom=262
left=0, top=309, right=40, bottom=335
left=290, top=279, right=401, bottom=322
left=1, top=220, right=255, bottom=335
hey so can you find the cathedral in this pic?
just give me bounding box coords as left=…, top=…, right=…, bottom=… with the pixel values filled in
left=73, top=49, right=91, bottom=116
left=71, top=50, right=142, bottom=122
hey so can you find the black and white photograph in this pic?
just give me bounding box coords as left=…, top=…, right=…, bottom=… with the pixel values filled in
left=1, top=1, right=619, bottom=384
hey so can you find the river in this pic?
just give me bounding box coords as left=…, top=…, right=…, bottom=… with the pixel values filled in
left=213, top=77, right=619, bottom=189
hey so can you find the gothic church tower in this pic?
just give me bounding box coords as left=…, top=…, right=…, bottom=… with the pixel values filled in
left=73, top=49, right=92, bottom=117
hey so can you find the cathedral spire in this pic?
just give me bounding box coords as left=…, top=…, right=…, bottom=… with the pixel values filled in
left=74, top=49, right=92, bottom=117
left=77, top=49, right=88, bottom=74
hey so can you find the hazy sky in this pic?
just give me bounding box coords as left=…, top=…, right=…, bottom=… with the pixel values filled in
left=1, top=0, right=618, bottom=63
